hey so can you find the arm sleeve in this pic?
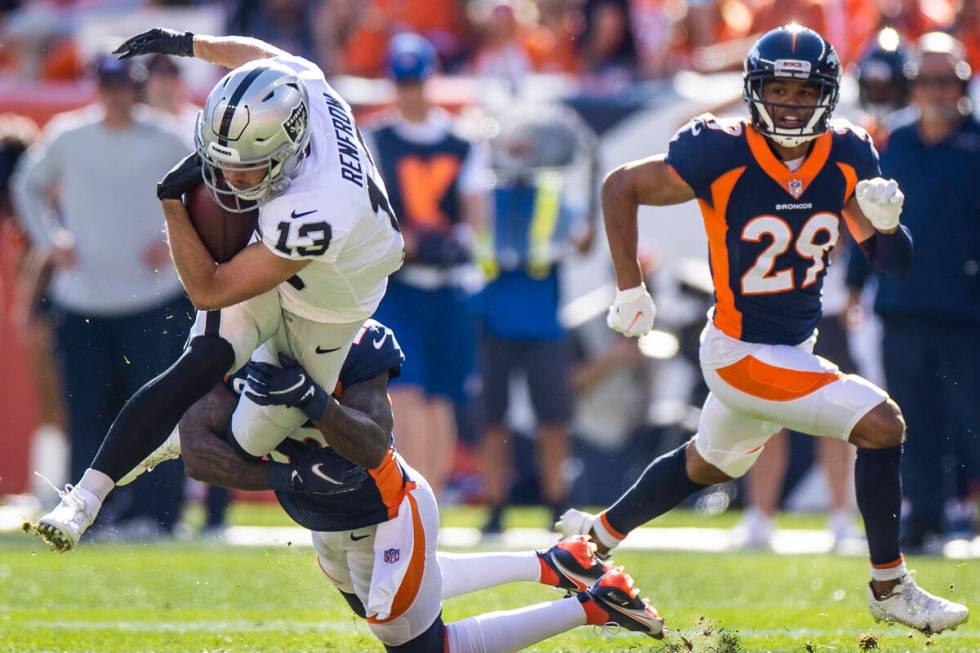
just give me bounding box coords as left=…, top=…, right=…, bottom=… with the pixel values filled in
left=10, top=131, right=66, bottom=252
left=856, top=224, right=913, bottom=279
left=846, top=238, right=872, bottom=289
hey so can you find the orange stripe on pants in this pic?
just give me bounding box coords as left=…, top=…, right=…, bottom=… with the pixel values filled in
left=367, top=491, right=426, bottom=624
left=717, top=355, right=842, bottom=402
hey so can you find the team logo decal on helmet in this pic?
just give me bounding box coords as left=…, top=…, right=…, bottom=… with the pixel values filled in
left=282, top=102, right=308, bottom=144
left=743, top=24, right=841, bottom=147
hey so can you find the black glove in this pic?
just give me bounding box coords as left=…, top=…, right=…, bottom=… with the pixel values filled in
left=245, top=354, right=329, bottom=423
left=267, top=447, right=367, bottom=496
left=157, top=153, right=203, bottom=201
left=113, top=27, right=196, bottom=60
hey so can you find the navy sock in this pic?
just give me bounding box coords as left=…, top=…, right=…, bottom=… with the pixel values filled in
left=91, top=335, right=234, bottom=481
left=855, top=445, right=903, bottom=566
left=604, top=444, right=707, bottom=535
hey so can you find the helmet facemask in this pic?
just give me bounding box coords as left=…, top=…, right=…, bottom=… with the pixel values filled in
left=744, top=73, right=838, bottom=147
left=198, top=129, right=309, bottom=213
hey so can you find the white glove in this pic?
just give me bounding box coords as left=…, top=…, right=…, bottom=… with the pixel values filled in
left=607, top=284, right=656, bottom=337
left=856, top=177, right=903, bottom=232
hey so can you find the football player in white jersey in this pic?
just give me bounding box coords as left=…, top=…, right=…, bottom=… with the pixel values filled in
left=26, top=28, right=404, bottom=552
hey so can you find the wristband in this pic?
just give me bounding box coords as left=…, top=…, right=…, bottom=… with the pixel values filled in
left=267, top=462, right=296, bottom=493
left=299, top=384, right=330, bottom=423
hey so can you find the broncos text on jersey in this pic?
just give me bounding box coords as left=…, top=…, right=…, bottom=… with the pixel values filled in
left=228, top=320, right=410, bottom=532
left=666, top=113, right=880, bottom=345
left=257, top=55, right=404, bottom=324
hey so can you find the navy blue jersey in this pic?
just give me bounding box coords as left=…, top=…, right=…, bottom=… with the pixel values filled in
left=666, top=113, right=880, bottom=344
left=369, top=118, right=473, bottom=267
left=227, top=320, right=410, bottom=532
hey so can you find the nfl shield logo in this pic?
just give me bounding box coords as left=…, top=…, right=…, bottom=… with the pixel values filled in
left=384, top=548, right=400, bottom=564
left=789, top=179, right=803, bottom=198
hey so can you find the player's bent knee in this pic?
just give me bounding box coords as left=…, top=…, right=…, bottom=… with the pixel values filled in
left=849, top=399, right=905, bottom=449
left=185, top=335, right=236, bottom=378
left=684, top=440, right=735, bottom=485
left=382, top=613, right=446, bottom=653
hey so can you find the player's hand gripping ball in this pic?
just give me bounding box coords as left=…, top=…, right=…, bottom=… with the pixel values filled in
left=856, top=177, right=903, bottom=232
left=607, top=284, right=656, bottom=337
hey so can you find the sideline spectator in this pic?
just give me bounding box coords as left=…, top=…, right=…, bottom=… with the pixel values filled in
left=1, top=114, right=69, bottom=505
left=847, top=33, right=980, bottom=551
left=143, top=54, right=198, bottom=144
left=363, top=34, right=490, bottom=496
left=577, top=0, right=638, bottom=91
left=476, top=102, right=596, bottom=533
left=226, top=0, right=319, bottom=63
left=11, top=55, right=192, bottom=539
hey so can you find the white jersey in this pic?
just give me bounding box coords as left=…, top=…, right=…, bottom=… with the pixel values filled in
left=258, top=55, right=404, bottom=323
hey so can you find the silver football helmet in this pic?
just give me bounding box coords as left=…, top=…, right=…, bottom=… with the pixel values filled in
left=196, top=59, right=311, bottom=212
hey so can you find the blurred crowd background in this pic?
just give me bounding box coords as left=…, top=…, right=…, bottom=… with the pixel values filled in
left=0, top=0, right=977, bottom=556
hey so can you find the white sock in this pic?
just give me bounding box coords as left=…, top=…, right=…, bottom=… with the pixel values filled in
left=445, top=597, right=586, bottom=653
left=871, top=559, right=907, bottom=582
left=76, top=468, right=114, bottom=505
left=438, top=552, right=541, bottom=598
left=590, top=514, right=622, bottom=551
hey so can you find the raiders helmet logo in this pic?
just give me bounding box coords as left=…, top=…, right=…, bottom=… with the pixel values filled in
left=282, top=102, right=308, bottom=144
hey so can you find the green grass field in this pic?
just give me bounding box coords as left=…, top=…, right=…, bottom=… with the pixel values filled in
left=1, top=506, right=976, bottom=653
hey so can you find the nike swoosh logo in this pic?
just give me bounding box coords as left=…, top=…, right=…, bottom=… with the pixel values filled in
left=311, top=463, right=344, bottom=485
left=316, top=345, right=341, bottom=354
left=291, top=209, right=317, bottom=219
left=372, top=328, right=392, bottom=350
left=350, top=532, right=370, bottom=541
left=626, top=310, right=644, bottom=332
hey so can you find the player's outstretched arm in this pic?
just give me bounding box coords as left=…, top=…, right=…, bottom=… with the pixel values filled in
left=602, top=154, right=694, bottom=290
left=113, top=28, right=284, bottom=69
left=179, top=385, right=273, bottom=491
left=192, top=35, right=286, bottom=69
left=245, top=356, right=391, bottom=470
left=313, top=372, right=392, bottom=470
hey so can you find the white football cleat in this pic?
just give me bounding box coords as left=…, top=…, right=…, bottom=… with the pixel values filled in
left=555, top=508, right=598, bottom=539
left=25, top=484, right=99, bottom=552
left=117, top=429, right=181, bottom=486
left=867, top=574, right=969, bottom=633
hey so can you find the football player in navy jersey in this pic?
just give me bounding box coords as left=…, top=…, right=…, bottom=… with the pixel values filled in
left=129, top=319, right=665, bottom=652
left=558, top=24, right=968, bottom=632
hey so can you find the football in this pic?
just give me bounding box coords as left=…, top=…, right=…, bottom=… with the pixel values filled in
left=184, top=184, right=258, bottom=263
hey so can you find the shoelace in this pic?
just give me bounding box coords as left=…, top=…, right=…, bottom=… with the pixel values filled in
left=33, top=472, right=88, bottom=515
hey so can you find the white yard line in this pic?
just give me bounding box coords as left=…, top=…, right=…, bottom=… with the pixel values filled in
left=221, top=525, right=980, bottom=558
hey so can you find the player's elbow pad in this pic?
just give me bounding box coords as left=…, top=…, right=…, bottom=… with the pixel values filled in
left=858, top=225, right=912, bottom=279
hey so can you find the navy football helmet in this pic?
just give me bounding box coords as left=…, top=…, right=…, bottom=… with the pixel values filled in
left=857, top=28, right=910, bottom=118
left=743, top=24, right=841, bottom=147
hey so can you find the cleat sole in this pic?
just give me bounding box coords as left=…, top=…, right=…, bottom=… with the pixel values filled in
left=35, top=522, right=72, bottom=552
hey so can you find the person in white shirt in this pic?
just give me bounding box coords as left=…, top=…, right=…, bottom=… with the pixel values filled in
left=13, top=54, right=192, bottom=536
left=27, top=28, right=403, bottom=553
